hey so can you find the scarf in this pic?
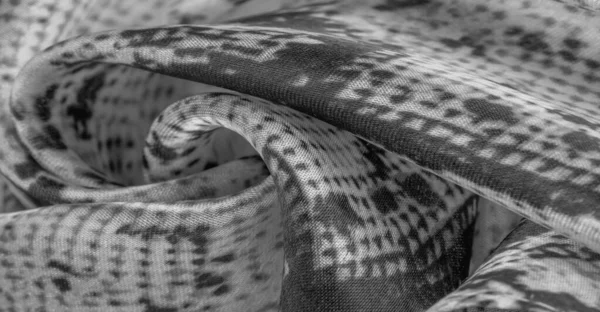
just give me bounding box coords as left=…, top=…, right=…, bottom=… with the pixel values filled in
left=1, top=0, right=599, bottom=311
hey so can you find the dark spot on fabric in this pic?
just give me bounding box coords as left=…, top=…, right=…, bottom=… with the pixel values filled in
left=142, top=303, right=178, bottom=312
left=444, top=108, right=462, bottom=118
left=390, top=85, right=412, bottom=104
left=370, top=69, right=395, bottom=80
left=582, top=73, right=599, bottom=83
left=463, top=98, right=518, bottom=124
left=504, top=26, right=524, bottom=36
left=528, top=125, right=542, bottom=132
left=518, top=33, right=550, bottom=53
left=371, top=186, right=398, bottom=214
left=0, top=223, right=16, bottom=242
left=29, top=176, right=66, bottom=200
left=459, top=36, right=476, bottom=46
left=258, top=39, right=279, bottom=48
left=109, top=300, right=124, bottom=306
left=584, top=59, right=600, bottom=69
left=81, top=42, right=94, bottom=49
left=483, top=128, right=504, bottom=137
left=439, top=38, right=462, bottom=49
left=47, top=260, right=77, bottom=275
left=373, top=0, right=431, bottom=11
left=471, top=45, right=486, bottom=56
left=121, top=27, right=186, bottom=48
left=34, top=83, right=58, bottom=122
left=358, top=140, right=391, bottom=180
left=116, top=223, right=210, bottom=254
left=29, top=124, right=67, bottom=150
left=563, top=38, right=583, bottom=50
left=132, top=51, right=155, bottom=67
left=541, top=141, right=557, bottom=150
left=419, top=100, right=437, bottom=108
left=141, top=154, right=149, bottom=169
left=171, top=169, right=182, bottom=176
left=558, top=65, right=573, bottom=75
left=9, top=101, right=25, bottom=120
left=474, top=4, right=488, bottom=12
left=252, top=272, right=269, bottom=281
left=398, top=173, right=443, bottom=208
left=68, top=72, right=106, bottom=140
left=94, top=33, right=110, bottom=41
left=561, top=131, right=600, bottom=152
left=313, top=193, right=366, bottom=237
left=13, top=155, right=42, bottom=180
left=147, top=131, right=178, bottom=162
left=558, top=50, right=578, bottom=62
left=492, top=11, right=506, bottom=20
left=355, top=88, right=374, bottom=97
left=179, top=14, right=207, bottom=24
left=213, top=284, right=230, bottom=296
left=564, top=4, right=578, bottom=12
left=439, top=92, right=456, bottom=101
left=543, top=17, right=556, bottom=26
left=211, top=253, right=235, bottom=263
left=51, top=277, right=71, bottom=292
left=195, top=272, right=225, bottom=289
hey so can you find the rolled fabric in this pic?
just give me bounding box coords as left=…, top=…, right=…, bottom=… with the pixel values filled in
left=0, top=1, right=599, bottom=311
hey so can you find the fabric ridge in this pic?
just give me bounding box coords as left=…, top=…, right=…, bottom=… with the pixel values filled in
left=0, top=0, right=600, bottom=311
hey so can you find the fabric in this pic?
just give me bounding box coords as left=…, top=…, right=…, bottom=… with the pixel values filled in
left=1, top=0, right=600, bottom=311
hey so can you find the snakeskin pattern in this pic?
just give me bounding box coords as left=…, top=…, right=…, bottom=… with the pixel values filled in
left=1, top=0, right=599, bottom=311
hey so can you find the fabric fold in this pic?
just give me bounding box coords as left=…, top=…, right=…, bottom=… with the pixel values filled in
left=429, top=219, right=600, bottom=312
left=10, top=20, right=600, bottom=253
left=1, top=0, right=600, bottom=311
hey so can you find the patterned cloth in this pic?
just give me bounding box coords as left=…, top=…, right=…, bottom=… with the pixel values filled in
left=1, top=0, right=600, bottom=311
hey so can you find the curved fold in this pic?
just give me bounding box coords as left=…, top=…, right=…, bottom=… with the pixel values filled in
left=10, top=21, right=600, bottom=252
left=1, top=0, right=600, bottom=311
left=429, top=219, right=600, bottom=312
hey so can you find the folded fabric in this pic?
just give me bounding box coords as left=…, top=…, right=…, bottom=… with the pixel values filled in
left=1, top=0, right=599, bottom=311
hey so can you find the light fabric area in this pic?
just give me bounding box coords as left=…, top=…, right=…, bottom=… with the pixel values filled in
left=1, top=0, right=600, bottom=311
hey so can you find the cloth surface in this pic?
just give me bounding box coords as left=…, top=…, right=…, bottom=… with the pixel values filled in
left=1, top=0, right=600, bottom=311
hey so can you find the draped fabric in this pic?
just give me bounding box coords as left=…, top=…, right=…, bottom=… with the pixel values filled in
left=1, top=0, right=600, bottom=311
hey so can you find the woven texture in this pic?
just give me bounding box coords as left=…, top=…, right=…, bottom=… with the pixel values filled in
left=1, top=0, right=600, bottom=311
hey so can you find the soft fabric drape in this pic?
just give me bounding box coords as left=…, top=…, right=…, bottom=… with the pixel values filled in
left=1, top=0, right=600, bottom=311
